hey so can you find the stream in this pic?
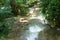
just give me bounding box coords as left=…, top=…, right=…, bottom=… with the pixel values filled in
left=19, top=7, right=50, bottom=40
left=4, top=7, right=60, bottom=40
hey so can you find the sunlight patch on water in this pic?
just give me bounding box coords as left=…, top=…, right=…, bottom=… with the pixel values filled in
left=19, top=18, right=28, bottom=22
left=28, top=7, right=48, bottom=24
left=37, top=15, right=45, bottom=20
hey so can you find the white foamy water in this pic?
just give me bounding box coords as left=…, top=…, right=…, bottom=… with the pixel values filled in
left=20, top=7, right=48, bottom=40
left=26, top=25, right=45, bottom=40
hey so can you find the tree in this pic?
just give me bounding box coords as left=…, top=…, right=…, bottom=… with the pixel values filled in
left=40, top=0, right=60, bottom=27
left=0, top=0, right=38, bottom=38
left=10, top=0, right=38, bottom=16
left=10, top=0, right=29, bottom=16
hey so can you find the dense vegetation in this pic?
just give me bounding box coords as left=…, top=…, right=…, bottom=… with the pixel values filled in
left=10, top=0, right=37, bottom=16
left=40, top=0, right=60, bottom=27
left=0, top=0, right=60, bottom=38
left=0, top=0, right=38, bottom=38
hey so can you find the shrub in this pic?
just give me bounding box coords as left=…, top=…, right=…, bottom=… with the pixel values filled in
left=40, top=0, right=60, bottom=27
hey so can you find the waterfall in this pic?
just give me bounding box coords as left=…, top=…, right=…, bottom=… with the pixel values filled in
left=20, top=7, right=49, bottom=40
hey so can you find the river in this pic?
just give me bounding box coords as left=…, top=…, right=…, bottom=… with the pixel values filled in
left=1, top=7, right=59, bottom=40
left=19, top=7, right=60, bottom=40
left=19, top=7, right=50, bottom=40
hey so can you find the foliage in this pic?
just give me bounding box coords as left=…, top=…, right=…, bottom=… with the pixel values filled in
left=0, top=0, right=37, bottom=38
left=0, top=6, right=14, bottom=21
left=10, top=0, right=37, bottom=16
left=40, top=0, right=60, bottom=27
left=15, top=0, right=36, bottom=7
left=0, top=0, right=14, bottom=38
left=0, top=22, right=11, bottom=38
left=0, top=0, right=4, bottom=5
left=15, top=0, right=28, bottom=7
left=20, top=8, right=29, bottom=16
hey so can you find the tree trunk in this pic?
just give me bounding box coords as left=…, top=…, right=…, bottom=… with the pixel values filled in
left=10, top=0, right=19, bottom=15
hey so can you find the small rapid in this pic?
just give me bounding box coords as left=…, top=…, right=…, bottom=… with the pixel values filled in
left=20, top=7, right=49, bottom=40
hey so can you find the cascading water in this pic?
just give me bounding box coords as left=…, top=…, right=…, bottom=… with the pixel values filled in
left=26, top=25, right=46, bottom=40
left=20, top=7, right=49, bottom=40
